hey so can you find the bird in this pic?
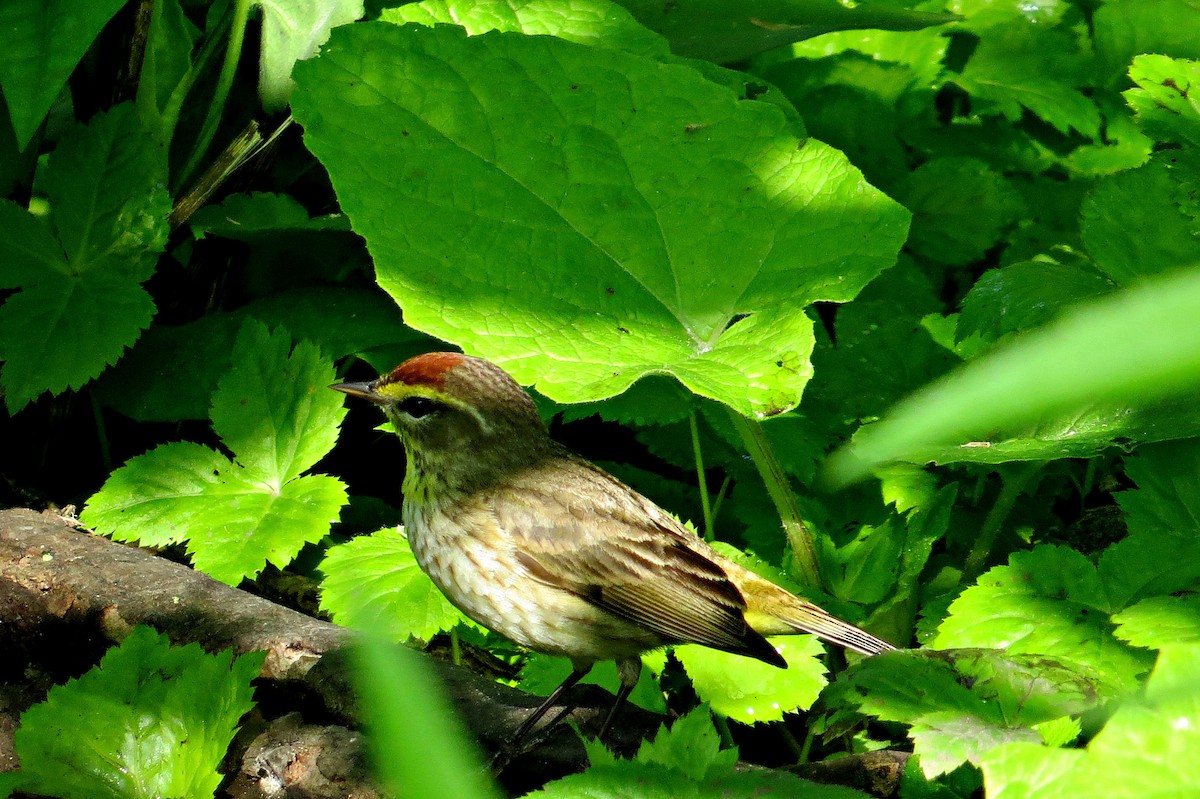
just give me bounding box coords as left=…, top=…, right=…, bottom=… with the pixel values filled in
left=331, top=352, right=894, bottom=743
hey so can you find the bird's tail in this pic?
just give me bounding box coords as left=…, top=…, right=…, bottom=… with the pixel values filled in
left=735, top=567, right=896, bottom=656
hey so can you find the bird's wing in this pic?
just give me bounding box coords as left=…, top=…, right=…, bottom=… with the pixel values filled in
left=487, top=456, right=786, bottom=667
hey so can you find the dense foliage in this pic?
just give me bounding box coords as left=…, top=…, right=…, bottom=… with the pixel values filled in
left=2, top=0, right=1199, bottom=797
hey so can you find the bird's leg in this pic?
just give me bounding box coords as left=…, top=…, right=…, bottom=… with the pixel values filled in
left=491, top=664, right=592, bottom=775
left=494, top=658, right=641, bottom=774
left=510, top=664, right=592, bottom=747
left=597, top=657, right=642, bottom=740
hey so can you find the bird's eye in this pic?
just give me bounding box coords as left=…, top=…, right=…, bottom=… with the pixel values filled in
left=397, top=396, right=443, bottom=419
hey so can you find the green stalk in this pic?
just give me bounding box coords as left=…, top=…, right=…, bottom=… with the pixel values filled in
left=178, top=0, right=252, bottom=189
left=961, top=462, right=1042, bottom=585
left=712, top=712, right=735, bottom=749
left=90, top=391, right=112, bottom=474
left=726, top=408, right=821, bottom=588
left=782, top=726, right=806, bottom=763
left=156, top=9, right=228, bottom=161
left=710, top=474, right=732, bottom=530
left=689, top=411, right=715, bottom=540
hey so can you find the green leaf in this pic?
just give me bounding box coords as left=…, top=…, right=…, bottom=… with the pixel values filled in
left=865, top=484, right=956, bottom=645
left=189, top=192, right=352, bottom=238
left=958, top=260, right=1116, bottom=345
left=0, top=270, right=157, bottom=411
left=292, top=22, right=910, bottom=418
left=0, top=200, right=60, bottom=289
left=91, top=287, right=426, bottom=423
left=1124, top=55, right=1200, bottom=148
left=384, top=0, right=671, bottom=58
left=188, top=471, right=348, bottom=582
left=692, top=407, right=827, bottom=486
left=821, top=516, right=904, bottom=605
left=1113, top=595, right=1200, bottom=650
left=82, top=322, right=349, bottom=585
left=827, top=268, right=1200, bottom=483
left=538, top=739, right=871, bottom=797
left=836, top=649, right=1108, bottom=728
left=351, top=633, right=501, bottom=799
left=1093, top=0, right=1200, bottom=90
left=1099, top=439, right=1200, bottom=608
left=78, top=442, right=234, bottom=547
left=832, top=649, right=1114, bottom=778
left=931, top=545, right=1153, bottom=694
left=948, top=0, right=1070, bottom=29
left=0, top=95, right=32, bottom=197
left=903, top=157, right=1026, bottom=265
left=560, top=374, right=696, bottom=427
left=91, top=314, right=242, bottom=422
left=787, top=24, right=950, bottom=87
left=319, top=527, right=478, bottom=641
left=675, top=634, right=827, bottom=724
left=981, top=644, right=1200, bottom=798
left=616, top=0, right=957, bottom=64
left=952, top=25, right=1100, bottom=138
left=1065, top=91, right=1155, bottom=176
left=12, top=626, right=262, bottom=799
left=210, top=321, right=344, bottom=484
left=0, top=105, right=169, bottom=411
left=846, top=398, right=1200, bottom=467
left=240, top=287, right=430, bottom=362
left=519, top=654, right=668, bottom=713
left=43, top=113, right=168, bottom=278
left=910, top=711, right=1041, bottom=779
left=807, top=301, right=961, bottom=424
left=257, top=0, right=364, bottom=111
left=635, top=706, right=737, bottom=781
left=0, top=0, right=129, bottom=148
left=1082, top=152, right=1200, bottom=285
left=136, top=0, right=200, bottom=146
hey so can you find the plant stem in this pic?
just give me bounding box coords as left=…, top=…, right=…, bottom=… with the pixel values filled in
left=710, top=474, right=732, bottom=529
left=689, top=411, right=715, bottom=540
left=961, top=462, right=1042, bottom=585
left=796, top=725, right=815, bottom=763
left=1082, top=457, right=1097, bottom=498
left=178, top=0, right=252, bottom=189
left=90, top=391, right=111, bottom=474
left=450, top=627, right=462, bottom=667
left=712, top=712, right=734, bottom=748
left=725, top=408, right=821, bottom=588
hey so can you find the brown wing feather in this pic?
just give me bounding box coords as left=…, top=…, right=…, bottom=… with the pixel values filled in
left=494, top=454, right=786, bottom=668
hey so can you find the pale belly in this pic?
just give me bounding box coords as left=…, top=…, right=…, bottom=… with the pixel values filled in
left=404, top=504, right=660, bottom=665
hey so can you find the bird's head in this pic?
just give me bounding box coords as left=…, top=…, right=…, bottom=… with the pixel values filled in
left=331, top=352, right=552, bottom=495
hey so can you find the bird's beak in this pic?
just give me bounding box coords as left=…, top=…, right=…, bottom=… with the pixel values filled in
left=329, top=381, right=386, bottom=404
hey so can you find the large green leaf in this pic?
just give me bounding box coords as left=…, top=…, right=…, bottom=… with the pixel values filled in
left=82, top=322, right=349, bottom=585
left=0, top=105, right=168, bottom=412
left=292, top=22, right=909, bottom=417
